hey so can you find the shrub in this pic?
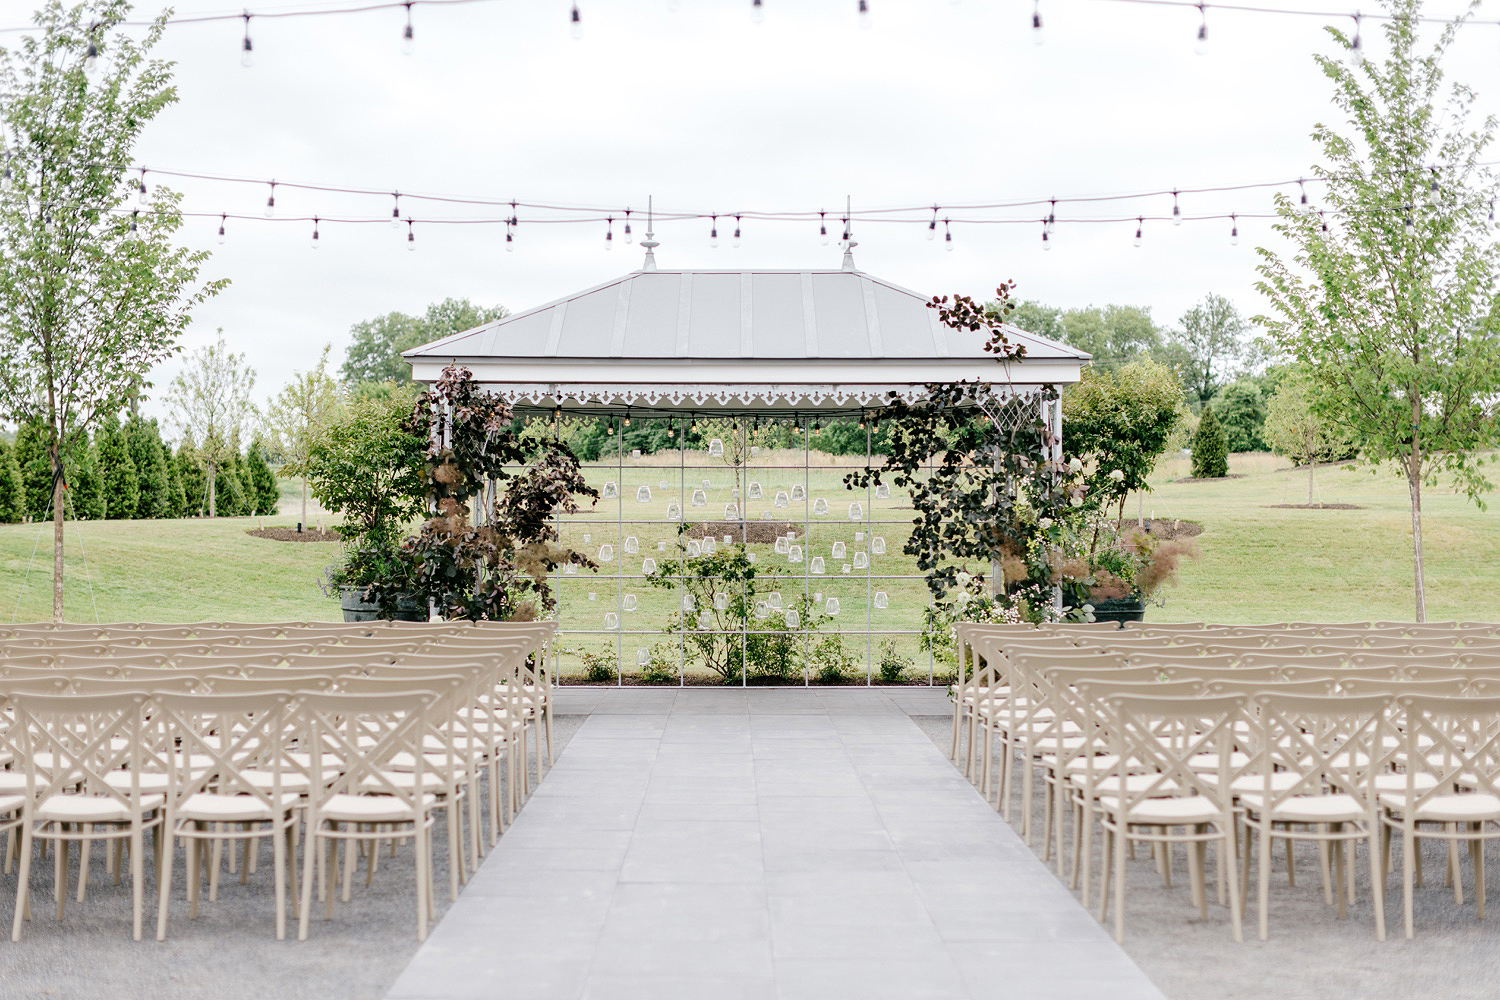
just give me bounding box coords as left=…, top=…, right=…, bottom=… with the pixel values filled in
left=215, top=462, right=247, bottom=516
left=877, top=639, right=914, bottom=685
left=68, top=443, right=106, bottom=520
left=0, top=441, right=22, bottom=523
left=244, top=445, right=280, bottom=516
left=1190, top=404, right=1229, bottom=478
left=125, top=416, right=171, bottom=518
left=1062, top=358, right=1185, bottom=515
left=161, top=440, right=187, bottom=517
left=1214, top=379, right=1269, bottom=453
left=576, top=648, right=618, bottom=683
left=641, top=645, right=678, bottom=685
left=14, top=419, right=53, bottom=520
left=176, top=439, right=207, bottom=516
left=96, top=417, right=139, bottom=520
left=810, top=633, right=859, bottom=684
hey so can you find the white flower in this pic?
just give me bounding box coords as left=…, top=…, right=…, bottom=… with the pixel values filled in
left=1108, top=469, right=1125, bottom=482
left=1070, top=496, right=1084, bottom=507
left=1038, top=517, right=1053, bottom=529
left=1068, top=457, right=1084, bottom=473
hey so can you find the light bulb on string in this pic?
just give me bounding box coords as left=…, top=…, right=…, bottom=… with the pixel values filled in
left=263, top=181, right=276, bottom=218
left=926, top=206, right=937, bottom=240
left=136, top=169, right=147, bottom=205
left=217, top=214, right=226, bottom=245
left=1046, top=199, right=1056, bottom=234
left=83, top=26, right=100, bottom=76
left=391, top=192, right=401, bottom=229
left=944, top=218, right=953, bottom=251
left=605, top=216, right=614, bottom=250
left=1194, top=4, right=1208, bottom=55
left=858, top=0, right=871, bottom=29
left=241, top=13, right=254, bottom=68
left=128, top=209, right=138, bottom=235
left=406, top=219, right=415, bottom=251
left=1319, top=210, right=1329, bottom=233
left=401, top=3, right=415, bottom=55
left=841, top=217, right=850, bottom=243
left=1133, top=217, right=1143, bottom=248
left=709, top=214, right=719, bottom=248
left=1349, top=13, right=1364, bottom=66
left=1298, top=178, right=1309, bottom=207
left=819, top=211, right=829, bottom=246
left=623, top=209, right=633, bottom=244
left=733, top=215, right=742, bottom=247
left=1040, top=220, right=1050, bottom=251
left=311, top=216, right=320, bottom=250
left=691, top=414, right=699, bottom=433
left=1171, top=190, right=1182, bottom=226
left=1031, top=0, right=1043, bottom=44
left=505, top=221, right=514, bottom=251
left=1428, top=167, right=1440, bottom=202
left=623, top=407, right=632, bottom=428
left=1403, top=204, right=1413, bottom=230
left=570, top=4, right=583, bottom=40
left=751, top=0, right=765, bottom=24
left=1229, top=213, right=1239, bottom=246
left=1489, top=201, right=1495, bottom=224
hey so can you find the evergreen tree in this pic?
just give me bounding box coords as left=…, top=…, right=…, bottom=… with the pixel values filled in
left=67, top=442, right=106, bottom=520
left=176, top=438, right=206, bottom=517
left=0, top=440, right=22, bottom=523
left=96, top=416, right=140, bottom=520
left=160, top=439, right=186, bottom=517
left=1190, top=404, right=1230, bottom=479
left=14, top=419, right=52, bottom=520
left=245, top=443, right=279, bottom=516
left=125, top=415, right=171, bottom=518
left=216, top=458, right=246, bottom=516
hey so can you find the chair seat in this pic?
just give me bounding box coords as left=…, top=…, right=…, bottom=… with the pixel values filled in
left=103, top=770, right=172, bottom=793
left=1240, top=792, right=1367, bottom=824
left=1078, top=773, right=1181, bottom=795
left=37, top=793, right=164, bottom=823
left=1379, top=791, right=1500, bottom=822
left=1188, top=751, right=1251, bottom=773
left=319, top=793, right=437, bottom=823
left=178, top=791, right=301, bottom=822
left=361, top=770, right=457, bottom=792
left=240, top=770, right=314, bottom=793
left=1201, top=771, right=1303, bottom=793
left=1098, top=794, right=1222, bottom=825
left=1371, top=773, right=1440, bottom=792
left=0, top=793, right=23, bottom=814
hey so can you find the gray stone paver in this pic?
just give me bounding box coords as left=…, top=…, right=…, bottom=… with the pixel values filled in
left=385, top=689, right=1165, bottom=1000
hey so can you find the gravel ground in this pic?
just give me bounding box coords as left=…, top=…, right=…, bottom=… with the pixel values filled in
left=0, top=716, right=584, bottom=1000
left=912, top=716, right=1500, bottom=1000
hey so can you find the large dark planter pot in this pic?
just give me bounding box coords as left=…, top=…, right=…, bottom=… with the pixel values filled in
left=1089, top=595, right=1147, bottom=624
left=339, top=586, right=427, bottom=622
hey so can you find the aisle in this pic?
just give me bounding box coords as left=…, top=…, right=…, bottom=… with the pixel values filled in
left=385, top=688, right=1165, bottom=1000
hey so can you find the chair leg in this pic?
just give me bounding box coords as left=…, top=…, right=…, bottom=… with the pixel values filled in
left=12, top=825, right=33, bottom=942
left=1403, top=825, right=1417, bottom=939
left=1258, top=823, right=1273, bottom=941
left=414, top=821, right=429, bottom=942
left=1368, top=827, right=1387, bottom=942
left=157, top=826, right=174, bottom=941
left=55, top=829, right=68, bottom=921
left=297, top=828, right=317, bottom=941
left=1449, top=825, right=1464, bottom=905
left=1317, top=830, right=1334, bottom=905
left=1097, top=827, right=1113, bottom=922
left=1113, top=824, right=1128, bottom=944
left=130, top=825, right=145, bottom=942
left=1222, top=822, right=1244, bottom=943
left=273, top=821, right=288, bottom=941
left=1473, top=825, right=1486, bottom=920
left=1188, top=828, right=1207, bottom=918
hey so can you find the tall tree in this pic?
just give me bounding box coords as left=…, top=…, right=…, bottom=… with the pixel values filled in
left=68, top=439, right=105, bottom=520
left=265, top=343, right=342, bottom=527
left=1190, top=404, right=1229, bottom=479
left=340, top=298, right=508, bottom=385
left=1063, top=358, right=1185, bottom=523
left=124, top=414, right=170, bottom=518
left=245, top=439, right=279, bottom=516
left=1057, top=304, right=1164, bottom=369
left=1256, top=1, right=1500, bottom=621
left=13, top=418, right=51, bottom=520
left=95, top=414, right=137, bottom=520
left=1264, top=369, right=1356, bottom=505
left=0, top=438, right=23, bottom=523
left=0, top=3, right=224, bottom=618
left=1169, top=294, right=1251, bottom=403
left=165, top=332, right=256, bottom=516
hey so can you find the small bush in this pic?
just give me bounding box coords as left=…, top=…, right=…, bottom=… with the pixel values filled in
left=577, top=648, right=619, bottom=683
left=1190, top=404, right=1229, bottom=478
left=810, top=633, right=858, bottom=684
left=877, top=639, right=914, bottom=685
left=641, top=646, right=678, bottom=685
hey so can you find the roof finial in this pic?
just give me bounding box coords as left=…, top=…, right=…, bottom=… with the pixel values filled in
left=640, top=194, right=659, bottom=271
left=840, top=193, right=858, bottom=271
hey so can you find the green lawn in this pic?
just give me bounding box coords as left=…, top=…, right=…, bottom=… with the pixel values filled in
left=0, top=456, right=1495, bottom=677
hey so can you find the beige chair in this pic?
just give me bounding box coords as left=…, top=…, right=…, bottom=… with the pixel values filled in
left=153, top=691, right=303, bottom=940
left=8, top=691, right=166, bottom=942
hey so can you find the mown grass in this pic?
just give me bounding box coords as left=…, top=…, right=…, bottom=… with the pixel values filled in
left=0, top=456, right=1494, bottom=659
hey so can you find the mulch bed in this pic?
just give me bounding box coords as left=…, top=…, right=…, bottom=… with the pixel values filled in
left=1266, top=503, right=1363, bottom=510
left=246, top=527, right=342, bottom=543
left=684, top=520, right=801, bottom=544
left=1119, top=518, right=1204, bottom=541
left=1172, top=474, right=1248, bottom=483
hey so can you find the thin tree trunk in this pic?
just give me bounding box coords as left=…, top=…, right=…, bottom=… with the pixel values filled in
left=1307, top=459, right=1315, bottom=506
left=50, top=447, right=64, bottom=623
left=301, top=477, right=308, bottom=530
left=1409, top=394, right=1426, bottom=623
left=208, top=464, right=217, bottom=518
left=1137, top=490, right=1145, bottom=530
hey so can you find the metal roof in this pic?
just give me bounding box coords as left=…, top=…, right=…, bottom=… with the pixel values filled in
left=403, top=264, right=1089, bottom=365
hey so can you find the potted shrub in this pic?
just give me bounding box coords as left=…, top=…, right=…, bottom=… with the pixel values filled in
left=296, top=385, right=428, bottom=621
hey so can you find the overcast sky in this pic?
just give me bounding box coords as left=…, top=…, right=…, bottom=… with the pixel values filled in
left=19, top=0, right=1500, bottom=427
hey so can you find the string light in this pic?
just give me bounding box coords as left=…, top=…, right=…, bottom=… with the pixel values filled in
left=1032, top=0, right=1043, bottom=44
left=841, top=216, right=851, bottom=242
left=128, top=209, right=138, bottom=234
left=406, top=218, right=415, bottom=250
left=751, top=0, right=765, bottom=24
left=623, top=209, right=633, bottom=244
left=311, top=215, right=321, bottom=249
left=570, top=3, right=582, bottom=40
left=136, top=168, right=148, bottom=204
left=1298, top=178, right=1308, bottom=206
left=263, top=180, right=276, bottom=218
left=83, top=24, right=100, bottom=75
left=1229, top=212, right=1239, bottom=245
left=944, top=217, right=953, bottom=250
left=217, top=213, right=226, bottom=244
left=1319, top=209, right=1328, bottom=232
left=391, top=191, right=401, bottom=228
left=1133, top=217, right=1143, bottom=247
left=623, top=407, right=632, bottom=427
left=240, top=12, right=253, bottom=68
left=819, top=211, right=828, bottom=246
left=1349, top=12, right=1363, bottom=65
left=1171, top=190, right=1182, bottom=225
left=605, top=215, right=614, bottom=250
left=927, top=206, right=937, bottom=240
left=401, top=2, right=414, bottom=54
left=709, top=214, right=718, bottom=248
left=1192, top=3, right=1209, bottom=54
left=733, top=215, right=742, bottom=247
left=1040, top=219, right=1050, bottom=250
left=505, top=219, right=513, bottom=250
left=858, top=0, right=871, bottom=29
left=691, top=413, right=699, bottom=433
left=1046, top=198, right=1056, bottom=233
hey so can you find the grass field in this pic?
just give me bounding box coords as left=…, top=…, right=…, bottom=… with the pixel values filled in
left=0, top=455, right=1495, bottom=679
